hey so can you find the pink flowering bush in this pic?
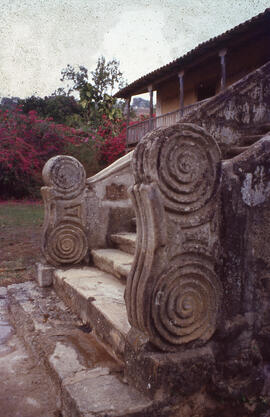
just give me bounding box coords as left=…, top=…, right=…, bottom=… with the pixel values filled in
left=0, top=107, right=126, bottom=198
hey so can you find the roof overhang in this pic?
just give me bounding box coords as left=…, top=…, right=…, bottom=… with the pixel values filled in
left=115, top=8, right=270, bottom=99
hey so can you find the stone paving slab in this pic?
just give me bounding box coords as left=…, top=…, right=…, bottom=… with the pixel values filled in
left=6, top=281, right=155, bottom=417
left=62, top=367, right=154, bottom=417
left=0, top=286, right=60, bottom=417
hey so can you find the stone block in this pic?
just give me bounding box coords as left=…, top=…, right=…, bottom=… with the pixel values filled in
left=62, top=371, right=153, bottom=417
left=36, top=263, right=55, bottom=287
left=124, top=328, right=215, bottom=401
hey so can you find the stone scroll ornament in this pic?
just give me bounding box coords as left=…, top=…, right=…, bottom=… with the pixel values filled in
left=41, top=155, right=88, bottom=266
left=125, top=123, right=223, bottom=352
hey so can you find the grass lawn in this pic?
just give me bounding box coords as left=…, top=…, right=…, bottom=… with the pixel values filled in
left=0, top=201, right=43, bottom=227
left=0, top=201, right=44, bottom=286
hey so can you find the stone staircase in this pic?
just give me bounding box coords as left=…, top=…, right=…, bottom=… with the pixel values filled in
left=44, top=123, right=270, bottom=370
left=52, top=231, right=137, bottom=363
left=223, top=123, right=270, bottom=158
left=37, top=121, right=270, bottom=416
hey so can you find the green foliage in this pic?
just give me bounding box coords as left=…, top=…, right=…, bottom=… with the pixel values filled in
left=1, top=56, right=128, bottom=199
left=0, top=107, right=126, bottom=199
left=79, top=83, right=123, bottom=127
left=0, top=97, right=20, bottom=110
left=58, top=57, right=126, bottom=127
left=58, top=64, right=88, bottom=96
left=18, top=95, right=82, bottom=125
left=91, top=56, right=126, bottom=95
left=17, top=57, right=126, bottom=129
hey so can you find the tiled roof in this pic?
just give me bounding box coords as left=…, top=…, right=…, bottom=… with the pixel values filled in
left=115, top=8, right=270, bottom=98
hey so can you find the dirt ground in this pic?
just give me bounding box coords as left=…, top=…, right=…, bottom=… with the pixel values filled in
left=0, top=224, right=42, bottom=286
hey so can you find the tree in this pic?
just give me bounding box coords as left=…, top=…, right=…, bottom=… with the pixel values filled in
left=58, top=64, right=88, bottom=96
left=58, top=57, right=126, bottom=127
left=91, top=56, right=126, bottom=95
left=18, top=95, right=82, bottom=125
left=0, top=97, right=20, bottom=110
left=59, top=57, right=126, bottom=97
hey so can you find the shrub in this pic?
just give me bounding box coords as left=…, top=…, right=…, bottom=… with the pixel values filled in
left=0, top=107, right=127, bottom=199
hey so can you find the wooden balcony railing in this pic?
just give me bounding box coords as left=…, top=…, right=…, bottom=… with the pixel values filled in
left=127, top=99, right=210, bottom=145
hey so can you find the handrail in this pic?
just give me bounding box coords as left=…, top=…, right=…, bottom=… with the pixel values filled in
left=87, top=150, right=133, bottom=185
left=127, top=98, right=211, bottom=145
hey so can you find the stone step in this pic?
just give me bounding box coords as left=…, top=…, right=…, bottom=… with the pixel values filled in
left=53, top=266, right=130, bottom=361
left=111, top=232, right=137, bottom=255
left=241, top=124, right=270, bottom=136
left=226, top=145, right=250, bottom=158
left=7, top=281, right=155, bottom=417
left=240, top=134, right=263, bottom=146
left=254, top=124, right=270, bottom=134
left=91, top=248, right=134, bottom=280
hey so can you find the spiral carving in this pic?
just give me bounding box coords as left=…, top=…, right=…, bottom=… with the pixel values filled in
left=135, top=124, right=221, bottom=215
left=42, top=155, right=86, bottom=199
left=127, top=123, right=222, bottom=351
left=45, top=223, right=88, bottom=266
left=151, top=255, right=221, bottom=351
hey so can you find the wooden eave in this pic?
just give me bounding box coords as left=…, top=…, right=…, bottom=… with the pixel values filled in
left=115, top=8, right=270, bottom=99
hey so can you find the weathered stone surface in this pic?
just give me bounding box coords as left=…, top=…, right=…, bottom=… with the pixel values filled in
left=41, top=152, right=136, bottom=266
left=42, top=155, right=86, bottom=199
left=111, top=232, right=137, bottom=255
left=91, top=248, right=133, bottom=279
left=182, top=61, right=270, bottom=154
left=6, top=281, right=156, bottom=417
left=42, top=155, right=88, bottom=266
left=46, top=222, right=88, bottom=265
left=36, top=262, right=55, bottom=287
left=124, top=328, right=215, bottom=401
left=86, top=151, right=135, bottom=249
left=208, top=135, right=270, bottom=398
left=49, top=341, right=87, bottom=381
left=126, top=123, right=222, bottom=352
left=0, top=288, right=60, bottom=417
left=62, top=371, right=153, bottom=417
left=105, top=183, right=129, bottom=200
left=53, top=267, right=130, bottom=360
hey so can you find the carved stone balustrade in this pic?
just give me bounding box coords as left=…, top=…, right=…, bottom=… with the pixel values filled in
left=40, top=123, right=270, bottom=402
left=125, top=123, right=223, bottom=352
left=41, top=152, right=135, bottom=266
left=124, top=123, right=269, bottom=400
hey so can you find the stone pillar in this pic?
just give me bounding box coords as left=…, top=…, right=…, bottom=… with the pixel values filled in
left=148, top=85, right=153, bottom=129
left=125, top=97, right=131, bottom=151
left=219, top=49, right=227, bottom=91
left=178, top=71, right=185, bottom=115
left=41, top=156, right=88, bottom=267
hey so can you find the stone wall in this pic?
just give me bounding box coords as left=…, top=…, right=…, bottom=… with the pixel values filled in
left=220, top=136, right=270, bottom=365
left=85, top=151, right=134, bottom=249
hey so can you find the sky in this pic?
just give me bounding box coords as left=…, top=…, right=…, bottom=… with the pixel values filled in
left=0, top=0, right=269, bottom=99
